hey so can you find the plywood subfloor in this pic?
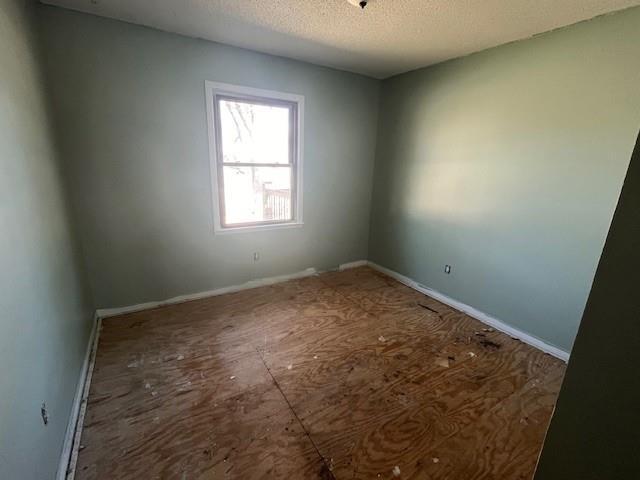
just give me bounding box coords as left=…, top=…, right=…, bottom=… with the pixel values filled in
left=74, top=267, right=565, bottom=480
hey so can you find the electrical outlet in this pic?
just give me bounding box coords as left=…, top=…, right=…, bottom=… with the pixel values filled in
left=253, top=252, right=260, bottom=262
left=444, top=265, right=452, bottom=274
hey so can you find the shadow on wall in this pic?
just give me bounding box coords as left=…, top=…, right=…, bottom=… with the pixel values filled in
left=368, top=6, right=640, bottom=353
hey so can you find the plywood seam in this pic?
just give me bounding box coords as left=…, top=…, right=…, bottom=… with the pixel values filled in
left=72, top=267, right=564, bottom=478
left=254, top=347, right=337, bottom=479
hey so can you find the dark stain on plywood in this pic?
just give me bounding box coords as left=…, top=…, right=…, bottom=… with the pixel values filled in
left=74, top=267, right=565, bottom=479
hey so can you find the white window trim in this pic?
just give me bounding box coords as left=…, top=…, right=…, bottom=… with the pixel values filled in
left=205, top=81, right=304, bottom=235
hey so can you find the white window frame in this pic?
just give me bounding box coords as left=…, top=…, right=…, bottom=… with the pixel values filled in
left=205, top=81, right=304, bottom=234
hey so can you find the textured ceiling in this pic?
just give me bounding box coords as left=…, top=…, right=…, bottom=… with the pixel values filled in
left=41, top=0, right=640, bottom=78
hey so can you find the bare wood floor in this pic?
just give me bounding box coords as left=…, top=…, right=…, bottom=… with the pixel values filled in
left=75, top=267, right=565, bottom=480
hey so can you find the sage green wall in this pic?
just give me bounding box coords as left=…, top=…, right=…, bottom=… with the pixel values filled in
left=37, top=6, right=380, bottom=310
left=535, top=131, right=640, bottom=479
left=369, top=7, right=640, bottom=352
left=0, top=1, right=94, bottom=479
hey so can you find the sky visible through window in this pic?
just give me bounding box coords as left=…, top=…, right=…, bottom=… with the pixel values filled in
left=219, top=99, right=293, bottom=225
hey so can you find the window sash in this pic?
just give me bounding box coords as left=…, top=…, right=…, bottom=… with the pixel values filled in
left=213, top=93, right=299, bottom=229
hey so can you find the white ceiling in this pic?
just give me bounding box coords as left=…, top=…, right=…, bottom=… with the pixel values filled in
left=41, top=0, right=640, bottom=78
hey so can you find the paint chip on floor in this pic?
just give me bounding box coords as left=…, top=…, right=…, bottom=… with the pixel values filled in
left=435, top=357, right=450, bottom=368
left=75, top=268, right=565, bottom=478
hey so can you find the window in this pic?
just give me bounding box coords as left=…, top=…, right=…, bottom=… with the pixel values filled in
left=205, top=81, right=303, bottom=233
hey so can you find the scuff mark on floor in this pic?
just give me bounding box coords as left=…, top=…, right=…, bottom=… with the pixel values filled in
left=418, top=304, right=440, bottom=315
left=479, top=339, right=502, bottom=350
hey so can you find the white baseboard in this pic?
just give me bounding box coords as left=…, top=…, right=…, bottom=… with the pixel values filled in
left=56, top=258, right=567, bottom=479
left=338, top=260, right=368, bottom=271
left=367, top=261, right=570, bottom=362
left=97, top=260, right=569, bottom=361
left=57, top=314, right=102, bottom=480
left=96, top=267, right=319, bottom=319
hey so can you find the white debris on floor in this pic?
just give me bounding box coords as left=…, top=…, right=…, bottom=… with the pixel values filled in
left=435, top=357, right=450, bottom=368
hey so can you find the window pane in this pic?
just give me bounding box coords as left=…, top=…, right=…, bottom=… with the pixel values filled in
left=219, top=98, right=290, bottom=164
left=222, top=166, right=292, bottom=225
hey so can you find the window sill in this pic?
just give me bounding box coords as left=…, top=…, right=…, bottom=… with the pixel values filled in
left=214, top=221, right=304, bottom=235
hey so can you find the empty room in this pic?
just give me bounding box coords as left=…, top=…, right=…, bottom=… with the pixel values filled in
left=2, top=0, right=640, bottom=479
